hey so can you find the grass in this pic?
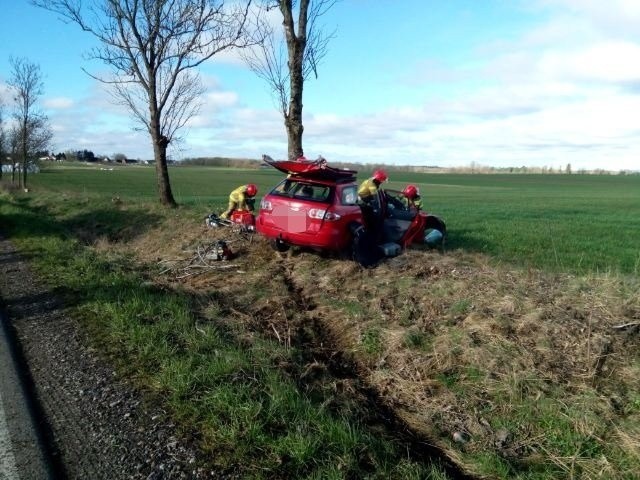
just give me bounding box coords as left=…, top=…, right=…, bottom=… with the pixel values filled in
left=361, top=327, right=383, bottom=355
left=0, top=189, right=451, bottom=479
left=2, top=164, right=640, bottom=479
left=26, top=163, right=640, bottom=274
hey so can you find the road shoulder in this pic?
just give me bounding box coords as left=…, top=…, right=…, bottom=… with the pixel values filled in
left=0, top=233, right=216, bottom=479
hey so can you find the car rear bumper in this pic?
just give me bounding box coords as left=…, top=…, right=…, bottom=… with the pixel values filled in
left=256, top=216, right=350, bottom=250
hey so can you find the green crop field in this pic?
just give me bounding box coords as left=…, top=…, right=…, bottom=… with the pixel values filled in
left=28, top=164, right=640, bottom=274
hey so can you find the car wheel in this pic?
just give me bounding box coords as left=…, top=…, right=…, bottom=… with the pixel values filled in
left=340, top=221, right=362, bottom=260
left=271, top=238, right=290, bottom=252
left=424, top=215, right=446, bottom=249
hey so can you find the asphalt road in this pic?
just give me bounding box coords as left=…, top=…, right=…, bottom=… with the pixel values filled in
left=0, top=307, right=52, bottom=480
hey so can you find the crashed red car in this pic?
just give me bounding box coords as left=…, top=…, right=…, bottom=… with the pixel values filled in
left=256, top=156, right=446, bottom=262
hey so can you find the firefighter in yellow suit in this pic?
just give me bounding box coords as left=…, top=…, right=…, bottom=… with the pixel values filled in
left=357, top=169, right=388, bottom=203
left=220, top=184, right=258, bottom=219
left=402, top=184, right=423, bottom=211
left=357, top=170, right=388, bottom=242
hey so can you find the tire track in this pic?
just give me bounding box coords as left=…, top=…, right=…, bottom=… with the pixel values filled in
left=274, top=257, right=476, bottom=480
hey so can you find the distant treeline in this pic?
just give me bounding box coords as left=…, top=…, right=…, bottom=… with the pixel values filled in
left=180, top=157, right=263, bottom=168
left=179, top=156, right=442, bottom=173
left=178, top=156, right=639, bottom=175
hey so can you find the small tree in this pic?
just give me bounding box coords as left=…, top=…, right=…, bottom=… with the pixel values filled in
left=243, top=0, right=335, bottom=159
left=8, top=57, right=52, bottom=190
left=34, top=0, right=256, bottom=207
left=0, top=103, right=5, bottom=181
left=566, top=163, right=572, bottom=175
left=8, top=126, right=21, bottom=184
left=77, top=149, right=96, bottom=162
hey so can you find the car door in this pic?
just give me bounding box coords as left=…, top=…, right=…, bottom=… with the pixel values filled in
left=380, top=189, right=418, bottom=243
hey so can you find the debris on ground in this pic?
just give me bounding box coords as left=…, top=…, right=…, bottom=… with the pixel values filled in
left=205, top=212, right=255, bottom=242
left=159, top=239, right=245, bottom=279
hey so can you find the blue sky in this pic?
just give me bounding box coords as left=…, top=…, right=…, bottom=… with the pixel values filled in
left=1, top=0, right=640, bottom=171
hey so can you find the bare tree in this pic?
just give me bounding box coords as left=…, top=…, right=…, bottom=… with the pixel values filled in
left=0, top=103, right=5, bottom=181
left=33, top=0, right=255, bottom=207
left=243, top=0, right=335, bottom=160
left=8, top=58, right=52, bottom=190
left=8, top=126, right=20, bottom=184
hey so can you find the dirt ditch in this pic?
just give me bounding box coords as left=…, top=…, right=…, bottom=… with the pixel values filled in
left=243, top=256, right=474, bottom=478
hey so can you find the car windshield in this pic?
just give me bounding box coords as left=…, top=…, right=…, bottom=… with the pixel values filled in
left=271, top=179, right=333, bottom=203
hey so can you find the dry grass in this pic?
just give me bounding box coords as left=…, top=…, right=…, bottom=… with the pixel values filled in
left=111, top=213, right=640, bottom=479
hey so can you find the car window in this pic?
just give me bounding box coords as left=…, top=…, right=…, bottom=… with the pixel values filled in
left=271, top=179, right=332, bottom=202
left=384, top=190, right=410, bottom=210
left=341, top=185, right=358, bottom=205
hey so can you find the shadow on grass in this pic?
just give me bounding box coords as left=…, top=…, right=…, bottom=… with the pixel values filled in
left=444, top=227, right=494, bottom=254
left=62, top=208, right=163, bottom=244
left=1, top=199, right=163, bottom=246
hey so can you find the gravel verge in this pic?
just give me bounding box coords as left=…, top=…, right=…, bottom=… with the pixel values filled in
left=0, top=234, right=222, bottom=480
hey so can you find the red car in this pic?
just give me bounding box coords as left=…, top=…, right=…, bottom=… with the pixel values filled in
left=256, top=157, right=446, bottom=263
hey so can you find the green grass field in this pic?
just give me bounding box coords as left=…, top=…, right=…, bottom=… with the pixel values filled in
left=2, top=163, right=639, bottom=479
left=29, top=164, right=640, bottom=274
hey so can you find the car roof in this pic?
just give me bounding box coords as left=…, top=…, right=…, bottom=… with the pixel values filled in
left=262, top=156, right=357, bottom=183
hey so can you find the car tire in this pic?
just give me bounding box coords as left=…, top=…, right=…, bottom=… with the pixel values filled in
left=350, top=223, right=383, bottom=268
left=271, top=238, right=290, bottom=252
left=340, top=221, right=361, bottom=260
left=425, top=215, right=446, bottom=236
left=424, top=215, right=447, bottom=249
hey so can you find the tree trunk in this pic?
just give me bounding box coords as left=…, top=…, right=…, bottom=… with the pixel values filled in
left=21, top=120, right=28, bottom=189
left=153, top=135, right=176, bottom=207
left=285, top=113, right=304, bottom=160
left=286, top=58, right=304, bottom=159
left=281, top=0, right=308, bottom=160
left=22, top=157, right=28, bottom=189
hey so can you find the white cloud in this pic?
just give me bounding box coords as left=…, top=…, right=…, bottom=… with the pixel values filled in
left=366, top=1, right=640, bottom=171
left=538, top=41, right=640, bottom=83
left=538, top=0, right=640, bottom=39
left=44, top=97, right=75, bottom=109
left=21, top=1, right=640, bottom=171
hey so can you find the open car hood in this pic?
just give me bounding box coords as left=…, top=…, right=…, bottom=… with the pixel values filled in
left=262, top=154, right=357, bottom=181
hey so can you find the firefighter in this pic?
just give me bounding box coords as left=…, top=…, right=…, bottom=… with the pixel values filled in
left=357, top=169, right=388, bottom=243
left=220, top=184, right=258, bottom=219
left=402, top=184, right=423, bottom=211
left=357, top=169, right=388, bottom=203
